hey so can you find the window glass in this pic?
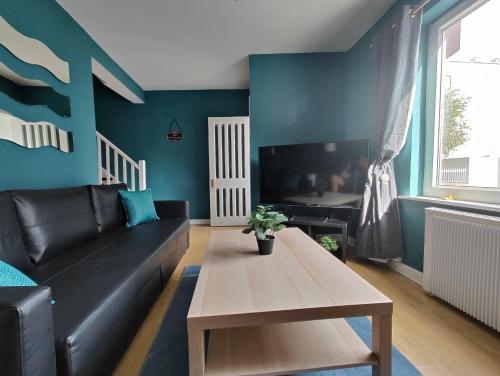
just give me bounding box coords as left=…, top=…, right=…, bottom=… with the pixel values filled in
left=436, top=0, right=500, bottom=189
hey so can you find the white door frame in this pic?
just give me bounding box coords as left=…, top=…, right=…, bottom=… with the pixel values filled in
left=208, top=117, right=250, bottom=226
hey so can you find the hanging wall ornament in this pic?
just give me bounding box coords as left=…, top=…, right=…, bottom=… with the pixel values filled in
left=166, top=118, right=183, bottom=142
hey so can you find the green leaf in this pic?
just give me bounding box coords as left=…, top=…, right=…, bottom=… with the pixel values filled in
left=262, top=218, right=273, bottom=226
left=319, top=235, right=338, bottom=252
left=242, top=228, right=253, bottom=234
left=256, top=206, right=267, bottom=215
left=245, top=206, right=288, bottom=234
left=275, top=214, right=288, bottom=222
left=274, top=224, right=286, bottom=232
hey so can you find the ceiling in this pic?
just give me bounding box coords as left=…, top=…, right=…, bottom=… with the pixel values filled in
left=57, top=0, right=395, bottom=91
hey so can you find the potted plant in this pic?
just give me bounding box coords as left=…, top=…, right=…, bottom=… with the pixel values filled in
left=242, top=205, right=288, bottom=255
left=319, top=235, right=338, bottom=254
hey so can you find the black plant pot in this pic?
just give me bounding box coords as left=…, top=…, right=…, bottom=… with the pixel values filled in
left=256, top=235, right=275, bottom=255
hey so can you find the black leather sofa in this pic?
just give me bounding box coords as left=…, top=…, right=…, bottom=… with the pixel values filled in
left=0, top=184, right=190, bottom=376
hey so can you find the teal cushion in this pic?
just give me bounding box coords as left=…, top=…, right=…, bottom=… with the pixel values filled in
left=119, top=189, right=160, bottom=228
left=0, top=260, right=54, bottom=303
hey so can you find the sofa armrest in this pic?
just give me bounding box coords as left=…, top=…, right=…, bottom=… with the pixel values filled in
left=0, top=286, right=56, bottom=376
left=154, top=200, right=189, bottom=220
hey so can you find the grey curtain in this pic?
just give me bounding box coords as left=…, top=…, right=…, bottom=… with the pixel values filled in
left=355, top=5, right=422, bottom=259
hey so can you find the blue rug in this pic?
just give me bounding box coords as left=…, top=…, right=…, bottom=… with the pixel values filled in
left=141, top=266, right=421, bottom=376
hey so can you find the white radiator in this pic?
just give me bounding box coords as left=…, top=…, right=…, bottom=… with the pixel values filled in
left=424, top=207, right=500, bottom=331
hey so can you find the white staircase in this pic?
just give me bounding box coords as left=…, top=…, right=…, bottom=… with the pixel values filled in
left=96, top=131, right=146, bottom=191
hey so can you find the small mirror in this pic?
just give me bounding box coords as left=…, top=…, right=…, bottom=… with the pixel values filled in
left=0, top=110, right=73, bottom=153
left=0, top=63, right=71, bottom=117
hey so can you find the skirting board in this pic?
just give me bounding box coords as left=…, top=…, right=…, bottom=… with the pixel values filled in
left=388, top=260, right=423, bottom=286
left=190, top=219, right=210, bottom=225
left=349, top=238, right=422, bottom=285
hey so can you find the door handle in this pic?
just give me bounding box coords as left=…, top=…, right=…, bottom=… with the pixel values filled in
left=211, top=179, right=215, bottom=188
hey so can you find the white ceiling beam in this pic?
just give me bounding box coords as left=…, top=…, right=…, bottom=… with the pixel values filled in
left=91, top=58, right=144, bottom=104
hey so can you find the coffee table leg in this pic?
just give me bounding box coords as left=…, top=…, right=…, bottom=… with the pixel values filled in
left=372, top=314, right=392, bottom=376
left=188, top=328, right=205, bottom=376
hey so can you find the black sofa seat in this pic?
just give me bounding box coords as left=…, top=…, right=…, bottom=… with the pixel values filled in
left=0, top=185, right=190, bottom=376
left=29, top=218, right=189, bottom=285
left=48, top=219, right=189, bottom=376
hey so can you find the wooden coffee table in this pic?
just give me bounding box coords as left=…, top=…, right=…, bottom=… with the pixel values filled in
left=187, top=228, right=393, bottom=376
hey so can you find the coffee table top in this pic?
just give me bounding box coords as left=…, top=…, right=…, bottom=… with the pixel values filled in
left=187, top=228, right=392, bottom=330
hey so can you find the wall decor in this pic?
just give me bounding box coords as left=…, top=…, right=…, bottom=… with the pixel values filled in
left=0, top=110, right=73, bottom=152
left=166, top=118, right=183, bottom=142
left=0, top=15, right=70, bottom=84
left=0, top=62, right=71, bottom=117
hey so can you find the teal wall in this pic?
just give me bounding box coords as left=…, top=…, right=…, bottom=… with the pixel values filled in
left=6, top=0, right=486, bottom=272
left=0, top=0, right=143, bottom=190
left=249, top=53, right=347, bottom=204
left=94, top=79, right=249, bottom=219
left=0, top=75, right=71, bottom=117
left=0, top=75, right=21, bottom=101
left=344, top=0, right=493, bottom=272
left=95, top=52, right=347, bottom=219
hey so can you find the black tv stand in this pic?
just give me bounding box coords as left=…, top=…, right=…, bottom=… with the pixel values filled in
left=287, top=215, right=348, bottom=262
left=270, top=204, right=358, bottom=263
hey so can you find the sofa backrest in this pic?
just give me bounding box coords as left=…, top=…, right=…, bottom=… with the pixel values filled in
left=88, top=183, right=127, bottom=234
left=10, top=187, right=99, bottom=264
left=0, top=192, right=32, bottom=272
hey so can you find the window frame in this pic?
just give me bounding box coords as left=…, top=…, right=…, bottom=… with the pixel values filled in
left=424, top=0, right=500, bottom=204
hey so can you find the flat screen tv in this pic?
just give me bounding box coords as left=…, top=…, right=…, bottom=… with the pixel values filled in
left=259, top=140, right=369, bottom=208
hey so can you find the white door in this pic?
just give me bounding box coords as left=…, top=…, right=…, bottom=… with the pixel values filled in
left=208, top=117, right=250, bottom=226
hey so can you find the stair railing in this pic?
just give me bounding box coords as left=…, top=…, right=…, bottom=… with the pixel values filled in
left=96, top=131, right=146, bottom=191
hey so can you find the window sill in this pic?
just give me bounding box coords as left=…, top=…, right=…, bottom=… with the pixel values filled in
left=398, top=195, right=500, bottom=214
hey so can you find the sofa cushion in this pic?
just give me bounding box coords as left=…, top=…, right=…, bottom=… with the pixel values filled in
left=88, top=183, right=127, bottom=234
left=27, top=226, right=131, bottom=284
left=11, top=187, right=99, bottom=264
left=0, top=192, right=32, bottom=271
left=119, top=188, right=159, bottom=227
left=0, top=260, right=38, bottom=287
left=0, top=260, right=55, bottom=304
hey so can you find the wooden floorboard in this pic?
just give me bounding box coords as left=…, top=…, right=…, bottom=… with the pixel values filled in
left=113, top=225, right=500, bottom=376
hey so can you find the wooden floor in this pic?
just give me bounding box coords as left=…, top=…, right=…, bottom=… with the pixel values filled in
left=114, top=225, right=500, bottom=376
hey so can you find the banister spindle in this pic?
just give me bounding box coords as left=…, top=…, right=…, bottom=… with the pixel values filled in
left=122, top=157, right=128, bottom=185
left=114, top=149, right=119, bottom=183
left=138, top=160, right=146, bottom=191
left=95, top=131, right=144, bottom=190
left=131, top=166, right=136, bottom=191
left=105, top=144, right=111, bottom=185
left=97, top=137, right=102, bottom=184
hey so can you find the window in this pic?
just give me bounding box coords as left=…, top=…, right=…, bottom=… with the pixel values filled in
left=425, top=0, right=500, bottom=203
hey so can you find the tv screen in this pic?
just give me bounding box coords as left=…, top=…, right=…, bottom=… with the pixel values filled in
left=259, top=140, right=369, bottom=208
